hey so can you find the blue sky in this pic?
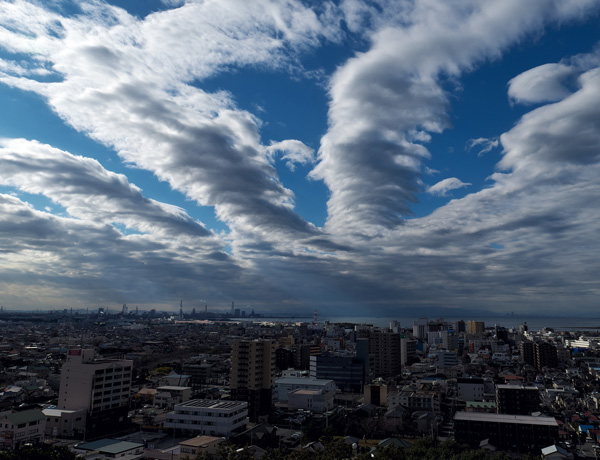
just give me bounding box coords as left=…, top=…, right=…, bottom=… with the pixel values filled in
left=0, top=0, right=599, bottom=316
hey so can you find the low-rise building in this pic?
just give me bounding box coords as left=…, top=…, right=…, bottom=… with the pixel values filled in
left=179, top=436, right=223, bottom=458
left=0, top=408, right=46, bottom=450
left=454, top=412, right=559, bottom=453
left=155, top=386, right=192, bottom=409
left=389, top=386, right=443, bottom=414
left=42, top=407, right=86, bottom=438
left=74, top=439, right=144, bottom=458
left=274, top=376, right=336, bottom=403
left=457, top=378, right=484, bottom=402
left=288, top=388, right=334, bottom=413
left=165, top=399, right=248, bottom=437
left=496, top=384, right=541, bottom=415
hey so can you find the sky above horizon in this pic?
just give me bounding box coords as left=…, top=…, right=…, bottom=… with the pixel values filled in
left=0, top=0, right=599, bottom=316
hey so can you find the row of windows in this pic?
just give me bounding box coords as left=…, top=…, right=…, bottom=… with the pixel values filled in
left=169, top=418, right=216, bottom=426
left=175, top=410, right=235, bottom=418
left=94, top=366, right=132, bottom=375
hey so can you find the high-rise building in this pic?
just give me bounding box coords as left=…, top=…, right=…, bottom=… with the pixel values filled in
left=355, top=338, right=370, bottom=381
left=520, top=341, right=535, bottom=366
left=230, top=339, right=275, bottom=422
left=275, top=347, right=295, bottom=371
left=369, top=330, right=401, bottom=378
left=400, top=338, right=417, bottom=366
left=413, top=318, right=428, bottom=339
left=534, top=342, right=558, bottom=370
left=467, top=321, right=485, bottom=334
left=58, top=349, right=132, bottom=436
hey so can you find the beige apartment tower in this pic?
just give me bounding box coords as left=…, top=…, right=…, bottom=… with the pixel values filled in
left=467, top=321, right=485, bottom=334
left=230, top=339, right=275, bottom=422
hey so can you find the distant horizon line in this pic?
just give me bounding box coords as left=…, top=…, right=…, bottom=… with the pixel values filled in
left=0, top=307, right=598, bottom=320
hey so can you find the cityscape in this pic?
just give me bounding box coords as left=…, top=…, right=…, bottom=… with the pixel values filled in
left=0, top=308, right=598, bottom=458
left=1, top=0, right=600, bottom=458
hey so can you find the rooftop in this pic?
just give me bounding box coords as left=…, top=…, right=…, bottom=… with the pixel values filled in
left=180, top=436, right=223, bottom=447
left=275, top=377, right=334, bottom=385
left=176, top=399, right=247, bottom=410
left=4, top=409, right=46, bottom=425
left=454, top=412, right=558, bottom=426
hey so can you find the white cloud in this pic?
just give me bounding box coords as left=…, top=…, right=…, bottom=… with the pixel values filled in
left=508, top=63, right=576, bottom=104
left=0, top=138, right=213, bottom=239
left=427, top=177, right=471, bottom=196
left=0, top=1, right=599, bottom=315
left=466, top=137, right=500, bottom=156
left=311, top=0, right=600, bottom=235
left=0, top=0, right=344, bottom=253
left=267, top=139, right=315, bottom=171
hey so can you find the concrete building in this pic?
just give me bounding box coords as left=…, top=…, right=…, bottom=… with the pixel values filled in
left=520, top=341, right=536, bottom=366
left=400, top=338, right=417, bottom=366
left=436, top=350, right=459, bottom=369
left=155, top=386, right=192, bottom=410
left=389, top=387, right=442, bottom=414
left=165, top=399, right=248, bottom=437
left=413, top=318, right=428, bottom=339
left=230, top=339, right=275, bottom=422
left=74, top=439, right=144, bottom=458
left=287, top=388, right=334, bottom=413
left=369, top=330, right=402, bottom=378
left=182, top=363, right=213, bottom=392
left=309, top=355, right=364, bottom=393
left=274, top=376, right=336, bottom=403
left=496, top=384, right=541, bottom=415
left=454, top=412, right=559, bottom=453
left=467, top=321, right=485, bottom=334
left=42, top=407, right=86, bottom=438
left=457, top=378, right=485, bottom=402
left=364, top=380, right=394, bottom=406
left=179, top=436, right=224, bottom=458
left=0, top=408, right=46, bottom=450
left=58, top=349, right=133, bottom=435
left=535, top=342, right=558, bottom=370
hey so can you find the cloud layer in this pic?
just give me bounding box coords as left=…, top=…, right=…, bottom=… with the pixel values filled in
left=0, top=0, right=599, bottom=315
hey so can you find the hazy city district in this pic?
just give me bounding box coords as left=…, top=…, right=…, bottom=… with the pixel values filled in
left=0, top=308, right=599, bottom=459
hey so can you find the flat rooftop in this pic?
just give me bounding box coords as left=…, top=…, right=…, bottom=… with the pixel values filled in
left=176, top=399, right=246, bottom=410
left=454, top=412, right=558, bottom=426
left=275, top=377, right=334, bottom=385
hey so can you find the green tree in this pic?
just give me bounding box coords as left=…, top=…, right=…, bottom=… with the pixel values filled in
left=0, top=445, right=83, bottom=460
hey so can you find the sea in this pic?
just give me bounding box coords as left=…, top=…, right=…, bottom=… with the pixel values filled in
left=233, top=315, right=600, bottom=333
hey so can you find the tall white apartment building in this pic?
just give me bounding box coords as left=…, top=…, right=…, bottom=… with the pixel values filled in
left=58, top=349, right=133, bottom=435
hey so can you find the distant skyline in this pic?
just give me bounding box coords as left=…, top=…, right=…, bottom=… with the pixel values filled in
left=1, top=0, right=600, bottom=316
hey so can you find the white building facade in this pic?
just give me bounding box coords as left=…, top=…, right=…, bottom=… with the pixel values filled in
left=165, top=399, right=248, bottom=438
left=0, top=408, right=46, bottom=450
left=274, top=377, right=336, bottom=403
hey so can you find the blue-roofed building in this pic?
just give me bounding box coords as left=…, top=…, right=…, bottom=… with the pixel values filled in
left=74, top=438, right=144, bottom=458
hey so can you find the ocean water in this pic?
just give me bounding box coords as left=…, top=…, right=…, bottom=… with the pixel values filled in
left=236, top=315, right=600, bottom=332
left=324, top=315, right=600, bottom=332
